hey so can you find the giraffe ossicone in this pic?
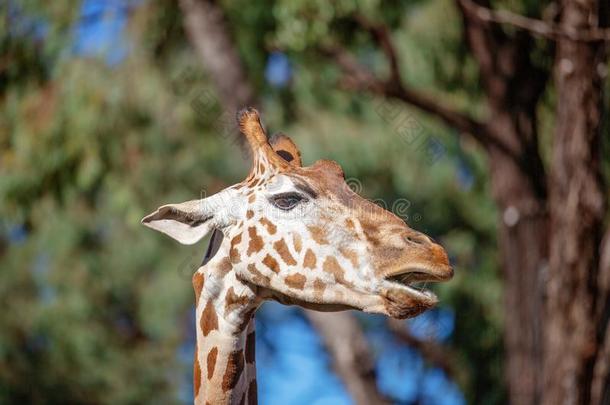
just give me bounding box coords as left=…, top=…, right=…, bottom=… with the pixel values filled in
left=142, top=107, right=453, bottom=405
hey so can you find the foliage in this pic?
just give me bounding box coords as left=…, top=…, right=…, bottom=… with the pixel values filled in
left=1, top=2, right=239, bottom=403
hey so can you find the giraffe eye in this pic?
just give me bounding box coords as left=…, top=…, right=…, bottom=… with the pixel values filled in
left=270, top=193, right=306, bottom=211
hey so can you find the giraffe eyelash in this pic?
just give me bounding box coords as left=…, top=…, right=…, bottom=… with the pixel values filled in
left=269, top=192, right=307, bottom=211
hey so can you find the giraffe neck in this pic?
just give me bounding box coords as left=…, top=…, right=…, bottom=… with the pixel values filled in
left=193, top=311, right=256, bottom=405
left=192, top=239, right=259, bottom=405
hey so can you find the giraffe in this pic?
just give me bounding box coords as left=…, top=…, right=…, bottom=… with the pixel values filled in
left=142, top=108, right=453, bottom=405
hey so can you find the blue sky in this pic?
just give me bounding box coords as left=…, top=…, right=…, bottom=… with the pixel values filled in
left=71, top=0, right=140, bottom=65
left=255, top=304, right=463, bottom=405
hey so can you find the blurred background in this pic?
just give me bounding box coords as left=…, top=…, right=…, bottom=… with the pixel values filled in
left=1, top=1, right=608, bottom=404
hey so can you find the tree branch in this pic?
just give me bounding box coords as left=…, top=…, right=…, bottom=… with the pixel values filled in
left=324, top=43, right=519, bottom=157
left=306, top=312, right=391, bottom=405
left=353, top=15, right=402, bottom=83
left=387, top=319, right=457, bottom=379
left=454, top=0, right=551, bottom=183
left=179, top=0, right=256, bottom=118
left=458, top=0, right=610, bottom=41
left=325, top=44, right=484, bottom=137
left=337, top=14, right=490, bottom=141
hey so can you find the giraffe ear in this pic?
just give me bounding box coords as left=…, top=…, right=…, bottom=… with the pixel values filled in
left=141, top=200, right=215, bottom=245
left=269, top=133, right=302, bottom=167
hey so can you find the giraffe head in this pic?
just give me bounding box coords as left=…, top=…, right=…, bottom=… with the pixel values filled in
left=143, top=108, right=452, bottom=319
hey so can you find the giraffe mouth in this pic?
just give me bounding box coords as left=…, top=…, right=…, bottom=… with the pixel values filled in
left=378, top=268, right=447, bottom=319
left=383, top=269, right=445, bottom=301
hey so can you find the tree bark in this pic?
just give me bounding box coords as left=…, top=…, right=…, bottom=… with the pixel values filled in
left=594, top=228, right=610, bottom=404
left=474, top=118, right=548, bottom=405
left=544, top=1, right=608, bottom=404
left=491, top=153, right=548, bottom=405
left=483, top=107, right=548, bottom=405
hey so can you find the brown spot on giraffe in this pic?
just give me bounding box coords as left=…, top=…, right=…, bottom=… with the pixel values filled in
left=307, top=225, right=329, bottom=245
left=246, top=210, right=254, bottom=219
left=339, top=247, right=359, bottom=268
left=247, top=263, right=270, bottom=285
left=313, top=278, right=326, bottom=300
left=225, top=286, right=250, bottom=313
left=245, top=331, right=256, bottom=363
left=247, top=379, right=257, bottom=405
left=192, top=272, right=204, bottom=305
left=247, top=226, right=264, bottom=255
left=259, top=217, right=277, bottom=234
left=323, top=256, right=352, bottom=287
left=248, top=194, right=256, bottom=203
left=345, top=218, right=356, bottom=230
left=262, top=254, right=280, bottom=273
left=361, top=220, right=381, bottom=246
left=293, top=233, right=302, bottom=253
left=207, top=346, right=218, bottom=380
left=285, top=273, right=307, bottom=290
left=222, top=350, right=244, bottom=392
left=274, top=238, right=297, bottom=266
left=303, top=249, right=317, bottom=269
left=194, top=344, right=202, bottom=397
left=201, top=301, right=218, bottom=337
left=230, top=234, right=242, bottom=264
left=218, top=257, right=232, bottom=278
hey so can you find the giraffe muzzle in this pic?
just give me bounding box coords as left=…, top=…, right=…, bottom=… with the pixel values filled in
left=379, top=241, right=453, bottom=318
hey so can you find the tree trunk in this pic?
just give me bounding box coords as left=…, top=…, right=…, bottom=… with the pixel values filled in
left=486, top=115, right=548, bottom=405
left=544, top=1, right=608, bottom=404
left=595, top=229, right=610, bottom=404
left=458, top=7, right=551, bottom=401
